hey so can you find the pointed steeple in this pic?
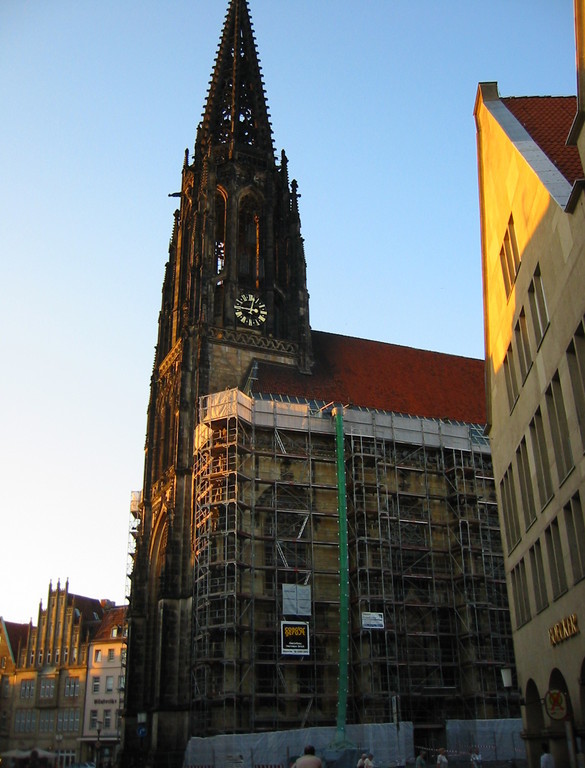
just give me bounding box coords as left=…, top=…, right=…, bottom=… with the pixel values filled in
left=198, top=0, right=274, bottom=159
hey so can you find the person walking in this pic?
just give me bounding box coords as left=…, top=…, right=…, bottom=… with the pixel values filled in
left=416, top=750, right=427, bottom=768
left=436, top=749, right=448, bottom=768
left=357, top=754, right=367, bottom=768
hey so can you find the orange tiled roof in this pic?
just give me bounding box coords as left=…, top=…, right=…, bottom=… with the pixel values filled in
left=252, top=330, right=487, bottom=425
left=502, top=95, right=584, bottom=184
left=94, top=606, right=127, bottom=641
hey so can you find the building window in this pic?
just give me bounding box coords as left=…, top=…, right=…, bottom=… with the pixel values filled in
left=15, top=709, right=37, bottom=733
left=105, top=676, right=114, bottom=693
left=546, top=374, right=573, bottom=482
left=20, top=679, right=35, bottom=698
left=65, top=676, right=80, bottom=697
left=238, top=195, right=264, bottom=290
left=90, top=709, right=98, bottom=730
left=511, top=558, right=531, bottom=627
left=503, top=344, right=519, bottom=409
left=545, top=518, right=568, bottom=599
left=39, top=710, right=54, bottom=733
left=108, top=649, right=115, bottom=662
left=92, top=677, right=100, bottom=693
left=516, top=437, right=536, bottom=529
left=564, top=493, right=585, bottom=582
left=40, top=677, right=55, bottom=699
left=103, top=709, right=112, bottom=729
left=94, top=649, right=102, bottom=663
left=58, top=707, right=80, bottom=733
left=118, top=674, right=125, bottom=691
left=529, top=539, right=548, bottom=612
left=567, top=322, right=585, bottom=450
left=528, top=264, right=549, bottom=347
left=499, top=215, right=521, bottom=299
left=515, top=309, right=532, bottom=382
left=530, top=409, right=553, bottom=508
left=500, top=468, right=521, bottom=553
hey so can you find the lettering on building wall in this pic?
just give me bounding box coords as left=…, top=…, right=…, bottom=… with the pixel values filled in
left=548, top=613, right=579, bottom=646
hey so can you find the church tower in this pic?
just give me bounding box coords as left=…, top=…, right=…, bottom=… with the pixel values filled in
left=124, top=1, right=312, bottom=765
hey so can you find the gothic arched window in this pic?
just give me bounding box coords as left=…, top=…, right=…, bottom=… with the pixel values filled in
left=215, top=189, right=227, bottom=280
left=238, top=195, right=263, bottom=290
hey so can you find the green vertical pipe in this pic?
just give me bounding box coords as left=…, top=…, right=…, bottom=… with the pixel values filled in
left=333, top=406, right=349, bottom=743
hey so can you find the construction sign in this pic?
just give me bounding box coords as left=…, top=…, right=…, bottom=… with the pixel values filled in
left=281, top=621, right=310, bottom=656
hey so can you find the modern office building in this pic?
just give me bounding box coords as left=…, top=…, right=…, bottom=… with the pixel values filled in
left=124, top=2, right=518, bottom=767
left=474, top=2, right=585, bottom=766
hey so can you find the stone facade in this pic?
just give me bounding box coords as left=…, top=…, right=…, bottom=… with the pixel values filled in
left=475, top=7, right=585, bottom=764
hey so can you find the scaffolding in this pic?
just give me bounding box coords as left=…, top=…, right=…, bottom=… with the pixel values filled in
left=190, top=390, right=516, bottom=739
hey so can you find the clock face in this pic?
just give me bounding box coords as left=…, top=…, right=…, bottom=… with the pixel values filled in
left=234, top=292, right=267, bottom=327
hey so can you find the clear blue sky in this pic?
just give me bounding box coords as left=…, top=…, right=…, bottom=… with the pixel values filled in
left=0, top=1, right=576, bottom=623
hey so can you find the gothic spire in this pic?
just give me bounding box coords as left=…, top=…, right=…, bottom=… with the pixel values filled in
left=198, top=0, right=274, bottom=158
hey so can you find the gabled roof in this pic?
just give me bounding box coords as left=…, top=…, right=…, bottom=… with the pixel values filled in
left=2, top=620, right=29, bottom=660
left=502, top=96, right=584, bottom=184
left=68, top=593, right=104, bottom=624
left=93, top=606, right=127, bottom=642
left=251, top=330, right=487, bottom=425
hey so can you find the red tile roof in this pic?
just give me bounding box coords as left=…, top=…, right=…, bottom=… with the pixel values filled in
left=3, top=620, right=29, bottom=658
left=502, top=96, right=583, bottom=184
left=94, top=606, right=127, bottom=641
left=252, top=331, right=487, bottom=424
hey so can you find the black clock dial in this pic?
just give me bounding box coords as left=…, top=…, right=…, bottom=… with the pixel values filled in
left=234, top=292, right=267, bottom=327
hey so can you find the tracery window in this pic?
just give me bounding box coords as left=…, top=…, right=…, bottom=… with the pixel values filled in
left=238, top=195, right=263, bottom=290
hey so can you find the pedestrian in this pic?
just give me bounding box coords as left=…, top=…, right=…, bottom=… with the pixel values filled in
left=470, top=749, right=482, bottom=768
left=364, top=754, right=374, bottom=768
left=436, top=749, right=448, bottom=768
left=541, top=744, right=554, bottom=768
left=292, top=746, right=323, bottom=768
left=358, top=754, right=367, bottom=768
left=416, top=750, right=427, bottom=768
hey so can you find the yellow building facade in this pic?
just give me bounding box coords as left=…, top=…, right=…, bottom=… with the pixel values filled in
left=475, top=4, right=585, bottom=767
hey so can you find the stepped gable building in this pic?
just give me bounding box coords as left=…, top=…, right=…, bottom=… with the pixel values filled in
left=475, top=2, right=585, bottom=766
left=5, top=581, right=105, bottom=764
left=124, top=2, right=517, bottom=767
